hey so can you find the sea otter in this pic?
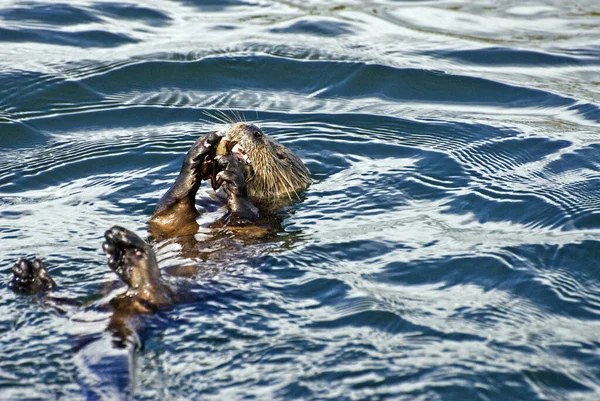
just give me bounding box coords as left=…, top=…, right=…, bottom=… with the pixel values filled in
left=149, top=122, right=310, bottom=238
left=7, top=122, right=310, bottom=400
left=9, top=225, right=174, bottom=401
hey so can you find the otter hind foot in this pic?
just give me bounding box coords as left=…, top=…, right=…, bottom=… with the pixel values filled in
left=102, top=226, right=174, bottom=308
left=103, top=226, right=151, bottom=287
left=8, top=256, right=56, bottom=295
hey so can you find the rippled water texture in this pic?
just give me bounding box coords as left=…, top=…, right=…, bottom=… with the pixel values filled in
left=1, top=0, right=600, bottom=400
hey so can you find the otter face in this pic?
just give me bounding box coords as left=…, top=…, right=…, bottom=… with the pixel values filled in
left=223, top=123, right=311, bottom=209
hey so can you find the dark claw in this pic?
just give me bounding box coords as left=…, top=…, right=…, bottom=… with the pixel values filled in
left=217, top=170, right=244, bottom=190
left=15, top=258, right=32, bottom=278
left=103, top=241, right=120, bottom=270
left=205, top=131, right=222, bottom=147
left=215, top=154, right=230, bottom=168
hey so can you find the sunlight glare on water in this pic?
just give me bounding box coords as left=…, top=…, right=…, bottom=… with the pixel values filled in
left=1, top=0, right=600, bottom=400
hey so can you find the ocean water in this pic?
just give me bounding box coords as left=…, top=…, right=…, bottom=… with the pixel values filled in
left=1, top=0, right=600, bottom=400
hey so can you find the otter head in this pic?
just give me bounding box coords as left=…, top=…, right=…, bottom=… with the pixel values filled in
left=223, top=122, right=311, bottom=210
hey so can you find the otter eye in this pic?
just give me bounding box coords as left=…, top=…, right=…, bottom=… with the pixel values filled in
left=253, top=130, right=262, bottom=138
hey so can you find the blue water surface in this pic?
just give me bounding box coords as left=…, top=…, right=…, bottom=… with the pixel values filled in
left=1, top=0, right=600, bottom=400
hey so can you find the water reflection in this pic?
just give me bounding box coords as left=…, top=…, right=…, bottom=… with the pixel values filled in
left=1, top=0, right=600, bottom=400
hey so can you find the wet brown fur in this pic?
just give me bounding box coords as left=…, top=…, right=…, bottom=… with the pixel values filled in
left=224, top=122, right=311, bottom=211
left=8, top=121, right=310, bottom=400
left=149, top=122, right=310, bottom=239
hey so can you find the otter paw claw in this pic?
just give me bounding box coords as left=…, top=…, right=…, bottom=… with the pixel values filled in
left=8, top=256, right=56, bottom=295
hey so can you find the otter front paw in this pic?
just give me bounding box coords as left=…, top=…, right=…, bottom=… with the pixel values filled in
left=184, top=131, right=222, bottom=178
left=215, top=154, right=259, bottom=223
left=155, top=132, right=222, bottom=209
left=8, top=257, right=56, bottom=295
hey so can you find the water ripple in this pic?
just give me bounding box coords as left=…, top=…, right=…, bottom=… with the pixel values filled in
left=1, top=0, right=600, bottom=400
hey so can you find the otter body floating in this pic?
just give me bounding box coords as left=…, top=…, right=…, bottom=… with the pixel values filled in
left=8, top=122, right=311, bottom=400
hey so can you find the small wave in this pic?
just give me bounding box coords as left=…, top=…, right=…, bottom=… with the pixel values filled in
left=0, top=26, right=138, bottom=48
left=1, top=1, right=600, bottom=400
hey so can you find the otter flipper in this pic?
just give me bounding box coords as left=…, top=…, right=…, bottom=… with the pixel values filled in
left=102, top=226, right=175, bottom=309
left=7, top=253, right=135, bottom=400
left=215, top=153, right=259, bottom=224
left=75, top=226, right=175, bottom=401
left=103, top=225, right=152, bottom=286
left=8, top=256, right=56, bottom=295
left=84, top=226, right=176, bottom=401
